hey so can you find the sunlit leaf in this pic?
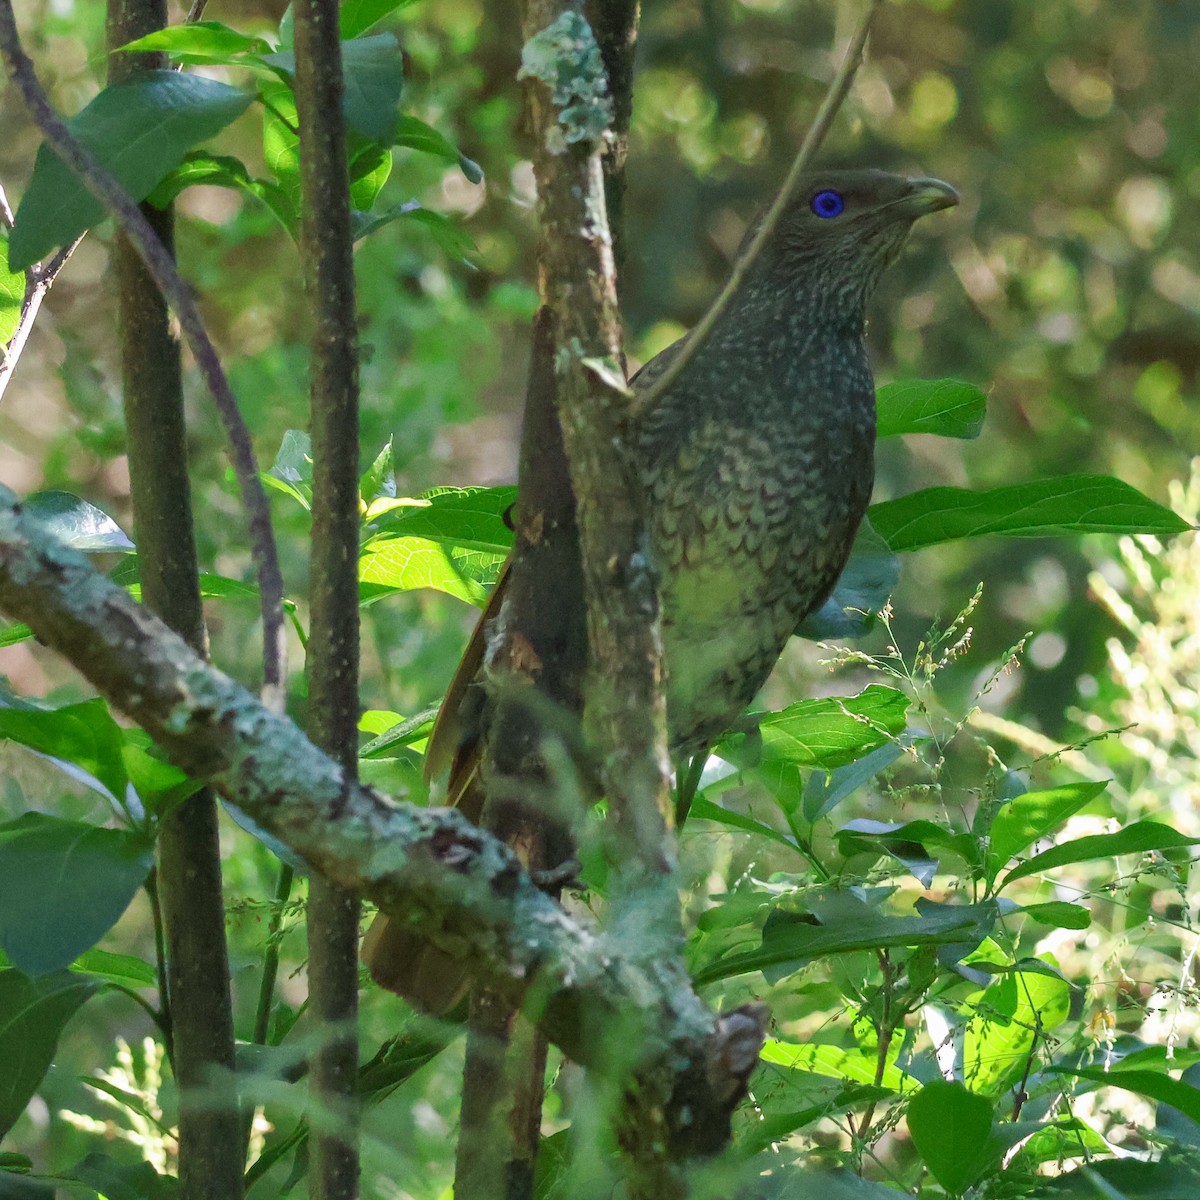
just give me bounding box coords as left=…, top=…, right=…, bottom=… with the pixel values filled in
left=23, top=491, right=134, bottom=552
left=117, top=20, right=271, bottom=63
left=339, top=0, right=420, bottom=38
left=0, top=228, right=24, bottom=344
left=986, top=780, right=1110, bottom=886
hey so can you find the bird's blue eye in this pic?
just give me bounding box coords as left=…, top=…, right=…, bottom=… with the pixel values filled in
left=810, top=190, right=845, bottom=219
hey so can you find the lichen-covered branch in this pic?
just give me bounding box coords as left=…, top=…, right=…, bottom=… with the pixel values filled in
left=0, top=488, right=765, bottom=1146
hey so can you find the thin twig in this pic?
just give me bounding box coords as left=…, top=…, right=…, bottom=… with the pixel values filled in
left=0, top=177, right=84, bottom=403
left=631, top=0, right=885, bottom=416
left=0, top=1, right=287, bottom=705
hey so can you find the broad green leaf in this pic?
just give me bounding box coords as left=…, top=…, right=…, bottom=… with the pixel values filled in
left=0, top=228, right=23, bottom=344
left=0, top=969, right=99, bottom=1140
left=359, top=707, right=438, bottom=759
left=66, top=1153, right=176, bottom=1200
left=261, top=34, right=403, bottom=144
left=70, top=948, right=156, bottom=988
left=986, top=781, right=1110, bottom=885
left=964, top=966, right=1071, bottom=1095
left=145, top=151, right=255, bottom=208
left=1001, top=820, right=1200, bottom=889
left=876, top=378, right=987, bottom=439
left=761, top=1037, right=915, bottom=1093
left=1051, top=1064, right=1200, bottom=1128
left=795, top=520, right=900, bottom=640
left=1019, top=901, right=1091, bottom=929
left=121, top=731, right=203, bottom=814
left=361, top=486, right=515, bottom=605
left=907, top=1080, right=994, bottom=1195
left=24, top=491, right=134, bottom=552
left=835, top=818, right=980, bottom=884
left=339, top=0, right=419, bottom=38
left=360, top=439, right=394, bottom=505
left=117, top=20, right=271, bottom=63
left=0, top=697, right=129, bottom=805
left=260, top=78, right=301, bottom=231
left=0, top=813, right=154, bottom=976
left=9, top=71, right=253, bottom=269
left=717, top=685, right=909, bottom=777
left=869, top=475, right=1190, bottom=553
left=692, top=893, right=995, bottom=986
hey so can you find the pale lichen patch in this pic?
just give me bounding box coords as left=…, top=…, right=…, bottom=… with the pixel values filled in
left=518, top=12, right=613, bottom=148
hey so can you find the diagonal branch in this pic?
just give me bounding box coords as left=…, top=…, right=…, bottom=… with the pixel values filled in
left=0, top=486, right=764, bottom=1148
left=0, top=1, right=287, bottom=705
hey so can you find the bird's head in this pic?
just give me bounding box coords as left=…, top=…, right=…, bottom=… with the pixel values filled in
left=759, top=169, right=958, bottom=317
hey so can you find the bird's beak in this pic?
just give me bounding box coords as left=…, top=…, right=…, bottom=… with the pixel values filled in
left=902, top=177, right=960, bottom=216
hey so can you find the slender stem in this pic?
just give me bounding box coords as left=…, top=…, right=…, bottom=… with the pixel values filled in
left=105, top=980, right=174, bottom=1044
left=631, top=0, right=885, bottom=418
left=252, top=863, right=295, bottom=1046
left=292, top=1, right=363, bottom=1197
left=143, top=868, right=173, bottom=1053
left=0, top=0, right=287, bottom=706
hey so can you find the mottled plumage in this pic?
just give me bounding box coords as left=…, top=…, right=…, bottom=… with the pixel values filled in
left=363, top=169, right=957, bottom=1007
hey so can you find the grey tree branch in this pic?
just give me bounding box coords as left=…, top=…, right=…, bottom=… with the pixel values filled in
left=630, top=0, right=885, bottom=417
left=0, top=486, right=763, bottom=1161
left=0, top=0, right=287, bottom=706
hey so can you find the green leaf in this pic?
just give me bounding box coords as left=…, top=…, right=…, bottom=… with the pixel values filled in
left=0, top=697, right=130, bottom=805
left=692, top=893, right=996, bottom=986
left=800, top=741, right=908, bottom=824
left=24, top=491, right=134, bottom=552
left=1001, top=820, right=1200, bottom=889
left=761, top=1037, right=915, bottom=1093
left=145, top=151, right=255, bottom=208
left=686, top=796, right=796, bottom=850
left=795, top=520, right=900, bottom=640
left=869, top=475, right=1191, bottom=553
left=353, top=204, right=477, bottom=259
left=964, top=966, right=1071, bottom=1094
left=0, top=813, right=154, bottom=976
left=261, top=34, right=404, bottom=144
left=66, top=1153, right=176, bottom=1200
left=70, top=948, right=156, bottom=988
left=876, top=378, right=987, bottom=439
left=350, top=143, right=393, bottom=211
left=1046, top=1159, right=1200, bottom=1199
left=117, top=20, right=271, bottom=64
left=1019, top=901, right=1091, bottom=929
left=906, top=1079, right=994, bottom=1195
left=1051, top=1064, right=1200, bottom=1128
left=985, top=780, right=1110, bottom=885
left=339, top=0, right=419, bottom=38
left=0, top=228, right=24, bottom=344
left=358, top=706, right=438, bottom=759
left=0, top=969, right=99, bottom=1141
left=361, top=486, right=515, bottom=606
left=9, top=71, right=253, bottom=269
left=360, top=439, right=394, bottom=505
left=717, top=685, right=909, bottom=777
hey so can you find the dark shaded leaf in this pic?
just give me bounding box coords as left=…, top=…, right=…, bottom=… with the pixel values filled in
left=795, top=520, right=899, bottom=640
left=9, top=72, right=252, bottom=269
left=0, top=813, right=154, bottom=976
left=0, top=969, right=99, bottom=1140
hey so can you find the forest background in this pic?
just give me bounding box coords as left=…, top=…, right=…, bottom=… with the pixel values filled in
left=1, top=0, right=1200, bottom=1196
